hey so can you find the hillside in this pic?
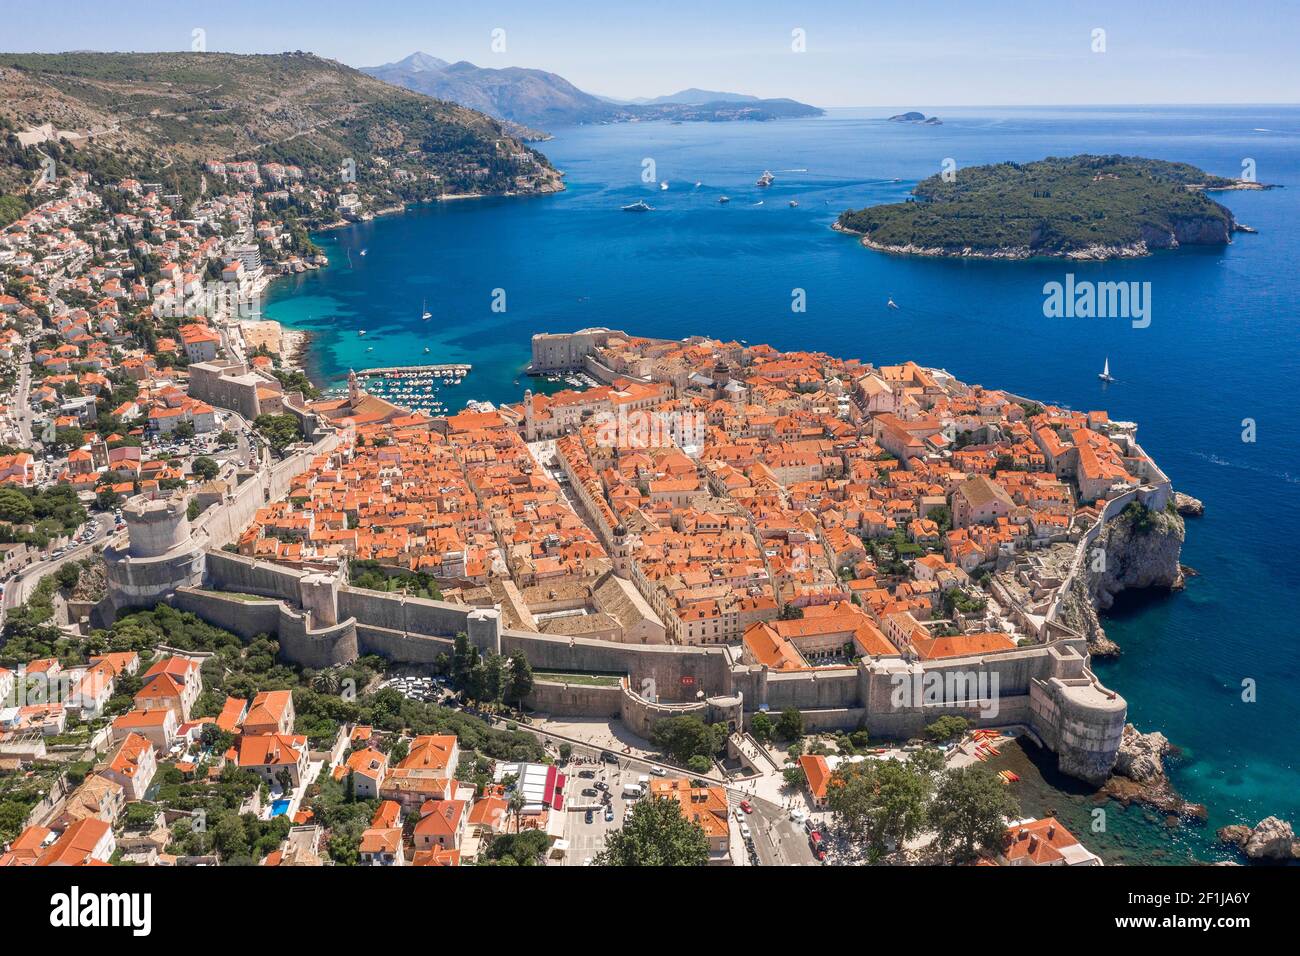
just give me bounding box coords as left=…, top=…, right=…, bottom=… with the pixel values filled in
left=365, top=55, right=610, bottom=133
left=362, top=53, right=822, bottom=132
left=636, top=89, right=760, bottom=105
left=835, top=155, right=1258, bottom=260
left=0, top=51, right=562, bottom=212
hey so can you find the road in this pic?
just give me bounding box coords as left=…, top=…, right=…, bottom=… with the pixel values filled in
left=12, top=345, right=34, bottom=447
left=1, top=512, right=117, bottom=628
left=499, top=721, right=818, bottom=866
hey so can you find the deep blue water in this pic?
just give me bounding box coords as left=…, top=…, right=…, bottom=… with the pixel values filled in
left=265, top=106, right=1300, bottom=862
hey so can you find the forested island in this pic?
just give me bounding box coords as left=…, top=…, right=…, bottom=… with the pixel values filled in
left=835, top=154, right=1268, bottom=260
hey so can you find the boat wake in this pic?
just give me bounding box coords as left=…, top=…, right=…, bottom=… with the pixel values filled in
left=1190, top=451, right=1300, bottom=484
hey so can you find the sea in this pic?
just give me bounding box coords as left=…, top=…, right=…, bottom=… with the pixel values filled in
left=264, top=105, right=1300, bottom=864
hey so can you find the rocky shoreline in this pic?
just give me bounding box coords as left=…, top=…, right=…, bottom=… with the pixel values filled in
left=833, top=206, right=1254, bottom=262
left=1103, top=725, right=1206, bottom=822
left=1217, top=817, right=1300, bottom=862
left=838, top=222, right=1157, bottom=261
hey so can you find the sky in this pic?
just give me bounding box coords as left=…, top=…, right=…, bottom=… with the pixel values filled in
left=7, top=0, right=1299, bottom=107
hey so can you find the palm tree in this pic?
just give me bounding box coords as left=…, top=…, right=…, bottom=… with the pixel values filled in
left=508, top=789, right=525, bottom=833
left=312, top=671, right=340, bottom=695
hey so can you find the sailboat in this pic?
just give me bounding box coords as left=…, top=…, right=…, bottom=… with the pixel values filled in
left=359, top=249, right=368, bottom=257
left=887, top=298, right=899, bottom=309
left=421, top=298, right=432, bottom=320
left=659, top=181, right=669, bottom=191
left=1098, top=357, right=1115, bottom=382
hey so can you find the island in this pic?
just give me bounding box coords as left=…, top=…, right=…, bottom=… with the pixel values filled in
left=888, top=111, right=942, bottom=125
left=835, top=154, right=1269, bottom=260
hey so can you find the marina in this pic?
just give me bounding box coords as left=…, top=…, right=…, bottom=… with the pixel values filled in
left=347, top=363, right=474, bottom=415
left=355, top=363, right=472, bottom=379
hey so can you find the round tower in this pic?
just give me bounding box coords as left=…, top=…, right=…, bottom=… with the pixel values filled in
left=124, top=493, right=192, bottom=559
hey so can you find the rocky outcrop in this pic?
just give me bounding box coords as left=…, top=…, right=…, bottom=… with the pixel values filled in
left=1139, top=215, right=1235, bottom=250
left=1113, top=725, right=1169, bottom=782
left=1056, top=570, right=1120, bottom=657
left=1103, top=724, right=1206, bottom=821
left=1053, top=502, right=1184, bottom=657
left=1172, top=491, right=1204, bottom=517
left=1086, top=503, right=1185, bottom=612
left=1217, top=817, right=1300, bottom=862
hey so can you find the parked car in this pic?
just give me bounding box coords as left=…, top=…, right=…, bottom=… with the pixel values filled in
left=600, top=751, right=618, bottom=764
left=739, top=800, right=753, bottom=814
left=650, top=766, right=667, bottom=776
left=584, top=810, right=594, bottom=824
left=803, top=818, right=816, bottom=833
left=740, top=822, right=752, bottom=840
left=577, top=770, right=596, bottom=779
left=593, top=781, right=608, bottom=792
left=809, top=831, right=826, bottom=861
left=581, top=787, right=598, bottom=797
left=604, top=806, right=614, bottom=822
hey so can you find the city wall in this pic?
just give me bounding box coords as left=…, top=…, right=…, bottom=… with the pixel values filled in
left=526, top=679, right=623, bottom=719
left=105, top=515, right=1126, bottom=783
left=140, top=546, right=1125, bottom=781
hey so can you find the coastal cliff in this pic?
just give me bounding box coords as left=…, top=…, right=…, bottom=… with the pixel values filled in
left=1055, top=502, right=1186, bottom=657
left=1088, top=503, right=1186, bottom=613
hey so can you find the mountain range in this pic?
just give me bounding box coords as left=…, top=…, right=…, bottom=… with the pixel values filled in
left=362, top=53, right=822, bottom=136
left=0, top=52, right=560, bottom=203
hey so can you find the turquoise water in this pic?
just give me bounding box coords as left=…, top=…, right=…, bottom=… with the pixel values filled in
left=270, top=798, right=291, bottom=817
left=265, top=106, right=1300, bottom=862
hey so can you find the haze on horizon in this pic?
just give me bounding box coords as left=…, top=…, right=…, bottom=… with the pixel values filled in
left=6, top=0, right=1300, bottom=108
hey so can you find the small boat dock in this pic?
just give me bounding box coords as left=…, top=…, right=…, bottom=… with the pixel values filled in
left=356, top=363, right=471, bottom=379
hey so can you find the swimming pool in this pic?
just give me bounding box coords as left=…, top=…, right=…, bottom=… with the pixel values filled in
left=270, top=799, right=291, bottom=817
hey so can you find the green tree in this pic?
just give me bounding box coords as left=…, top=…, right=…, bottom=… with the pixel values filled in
left=253, top=414, right=303, bottom=454
left=482, top=828, right=550, bottom=866
left=0, top=488, right=34, bottom=524
left=481, top=653, right=505, bottom=710
left=650, top=715, right=725, bottom=764
left=505, top=650, right=533, bottom=709
left=923, top=715, right=972, bottom=743
left=929, top=766, right=1020, bottom=861
left=750, top=711, right=774, bottom=743
left=687, top=754, right=713, bottom=774
left=96, top=488, right=124, bottom=511
left=192, top=456, right=219, bottom=481
left=594, top=795, right=708, bottom=866
left=774, top=707, right=804, bottom=742
left=54, top=563, right=80, bottom=591
left=53, top=426, right=85, bottom=450
left=827, top=758, right=934, bottom=857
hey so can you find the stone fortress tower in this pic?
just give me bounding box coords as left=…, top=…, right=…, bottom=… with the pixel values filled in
left=99, top=492, right=206, bottom=621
